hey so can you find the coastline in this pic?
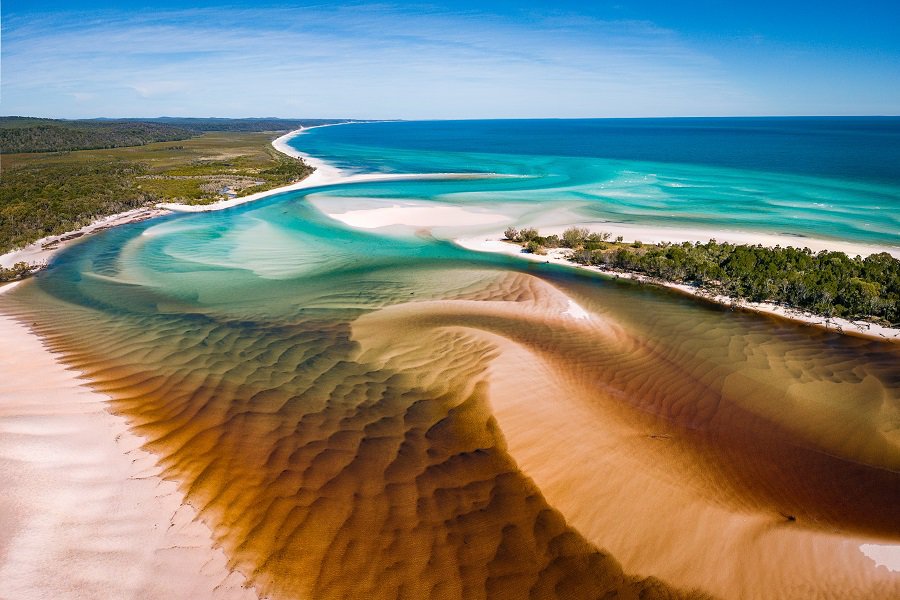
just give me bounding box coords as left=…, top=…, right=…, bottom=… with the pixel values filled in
left=0, top=124, right=501, bottom=270
left=455, top=236, right=900, bottom=343
left=0, top=283, right=259, bottom=598
left=0, top=206, right=170, bottom=269
left=1, top=122, right=898, bottom=597
left=506, top=221, right=900, bottom=260
left=1, top=127, right=336, bottom=270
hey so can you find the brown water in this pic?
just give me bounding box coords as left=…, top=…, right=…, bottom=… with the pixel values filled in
left=3, top=201, right=898, bottom=599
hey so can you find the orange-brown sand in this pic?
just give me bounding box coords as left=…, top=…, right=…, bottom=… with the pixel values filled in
left=353, top=271, right=900, bottom=599
left=1, top=273, right=698, bottom=599
left=4, top=262, right=899, bottom=599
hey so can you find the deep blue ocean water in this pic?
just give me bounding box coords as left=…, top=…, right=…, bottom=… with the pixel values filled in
left=291, top=118, right=900, bottom=247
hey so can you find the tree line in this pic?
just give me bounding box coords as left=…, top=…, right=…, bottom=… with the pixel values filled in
left=1, top=118, right=195, bottom=153
left=0, top=117, right=355, bottom=154
left=504, top=226, right=899, bottom=324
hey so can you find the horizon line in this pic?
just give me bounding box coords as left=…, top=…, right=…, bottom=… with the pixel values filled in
left=4, top=114, right=900, bottom=122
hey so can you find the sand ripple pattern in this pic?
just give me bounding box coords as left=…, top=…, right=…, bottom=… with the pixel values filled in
left=4, top=202, right=899, bottom=599
left=3, top=273, right=694, bottom=600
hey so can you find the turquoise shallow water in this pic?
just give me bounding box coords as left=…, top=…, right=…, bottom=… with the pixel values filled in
left=3, top=118, right=900, bottom=598
left=292, top=118, right=900, bottom=247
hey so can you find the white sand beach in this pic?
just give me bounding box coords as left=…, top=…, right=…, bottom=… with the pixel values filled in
left=0, top=283, right=259, bottom=599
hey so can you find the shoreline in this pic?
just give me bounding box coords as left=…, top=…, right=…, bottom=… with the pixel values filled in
left=0, top=283, right=259, bottom=598
left=1, top=126, right=343, bottom=270
left=0, top=206, right=170, bottom=269
left=455, top=236, right=900, bottom=343
left=504, top=221, right=900, bottom=260
left=1, top=122, right=898, bottom=596
left=1, top=124, right=501, bottom=270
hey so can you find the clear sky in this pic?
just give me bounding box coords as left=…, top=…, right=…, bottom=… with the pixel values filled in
left=3, top=1, right=899, bottom=119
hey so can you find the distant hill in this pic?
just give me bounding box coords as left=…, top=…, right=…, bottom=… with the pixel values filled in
left=0, top=117, right=355, bottom=154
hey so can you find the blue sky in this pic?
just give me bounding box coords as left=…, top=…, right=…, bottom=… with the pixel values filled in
left=3, top=1, right=899, bottom=118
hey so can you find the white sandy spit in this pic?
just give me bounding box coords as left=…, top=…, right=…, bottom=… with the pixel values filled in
left=0, top=285, right=259, bottom=599
left=497, top=222, right=900, bottom=260
left=160, top=127, right=508, bottom=214
left=455, top=236, right=900, bottom=343
left=323, top=202, right=507, bottom=229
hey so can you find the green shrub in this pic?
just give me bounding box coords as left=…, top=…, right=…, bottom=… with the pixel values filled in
left=524, top=240, right=546, bottom=255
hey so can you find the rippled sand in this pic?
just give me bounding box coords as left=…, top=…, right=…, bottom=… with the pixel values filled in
left=3, top=270, right=701, bottom=599
left=353, top=271, right=900, bottom=598
left=3, top=210, right=899, bottom=598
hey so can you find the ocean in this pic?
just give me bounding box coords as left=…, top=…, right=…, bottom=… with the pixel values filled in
left=292, top=118, right=900, bottom=248
left=2, top=118, right=898, bottom=599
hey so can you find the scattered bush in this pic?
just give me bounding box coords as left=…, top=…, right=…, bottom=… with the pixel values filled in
left=519, top=227, right=539, bottom=242
left=543, top=234, right=561, bottom=248
left=562, top=226, right=590, bottom=248
left=502, top=226, right=900, bottom=322
left=524, top=240, right=546, bottom=255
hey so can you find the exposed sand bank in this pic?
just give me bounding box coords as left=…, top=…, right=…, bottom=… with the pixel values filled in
left=350, top=271, right=900, bottom=598
left=0, top=283, right=259, bottom=598
left=455, top=236, right=900, bottom=342
left=483, top=328, right=900, bottom=599
left=321, top=201, right=508, bottom=229
left=524, top=221, right=900, bottom=260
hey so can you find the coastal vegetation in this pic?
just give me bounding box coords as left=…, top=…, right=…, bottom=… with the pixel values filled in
left=0, top=261, right=32, bottom=282
left=504, top=226, right=900, bottom=324
left=0, top=117, right=351, bottom=153
left=113, top=117, right=349, bottom=132
left=0, top=117, right=195, bottom=153
left=0, top=130, right=314, bottom=254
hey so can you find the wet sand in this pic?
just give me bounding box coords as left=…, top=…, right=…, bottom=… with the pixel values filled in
left=351, top=271, right=900, bottom=599
left=0, top=284, right=257, bottom=599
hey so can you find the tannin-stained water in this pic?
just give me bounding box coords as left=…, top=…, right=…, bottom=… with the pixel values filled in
left=2, top=186, right=898, bottom=599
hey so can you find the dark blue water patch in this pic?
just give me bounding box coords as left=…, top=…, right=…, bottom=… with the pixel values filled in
left=297, top=118, right=900, bottom=186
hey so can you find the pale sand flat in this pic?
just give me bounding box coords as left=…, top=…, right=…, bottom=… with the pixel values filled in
left=0, top=301, right=259, bottom=599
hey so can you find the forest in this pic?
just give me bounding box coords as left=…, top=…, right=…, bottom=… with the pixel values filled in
left=0, top=131, right=314, bottom=254
left=504, top=226, right=899, bottom=324
left=0, top=117, right=352, bottom=153
left=0, top=117, right=195, bottom=153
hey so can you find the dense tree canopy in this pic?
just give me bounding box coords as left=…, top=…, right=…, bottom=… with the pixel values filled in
left=0, top=118, right=194, bottom=153
left=509, top=227, right=899, bottom=324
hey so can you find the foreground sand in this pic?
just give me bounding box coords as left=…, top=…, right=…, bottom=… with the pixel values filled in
left=0, top=283, right=258, bottom=599
left=484, top=327, right=900, bottom=599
